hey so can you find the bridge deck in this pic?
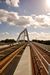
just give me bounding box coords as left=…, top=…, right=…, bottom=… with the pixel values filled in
left=13, top=46, right=32, bottom=75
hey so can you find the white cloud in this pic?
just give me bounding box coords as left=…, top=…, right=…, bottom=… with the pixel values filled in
left=0, top=0, right=20, bottom=7
left=0, top=9, right=18, bottom=24
left=47, top=13, right=50, bottom=16
left=0, top=32, right=19, bottom=40
left=0, top=31, right=50, bottom=40
left=2, top=32, right=9, bottom=35
left=28, top=32, right=50, bottom=40
left=0, top=9, right=50, bottom=28
left=6, top=0, right=19, bottom=7
left=0, top=21, right=2, bottom=24
left=33, top=15, right=50, bottom=27
left=0, top=9, right=31, bottom=27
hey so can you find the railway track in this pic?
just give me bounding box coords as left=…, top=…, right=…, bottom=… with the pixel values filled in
left=0, top=42, right=50, bottom=75
left=0, top=43, right=25, bottom=53
left=30, top=43, right=50, bottom=75
left=0, top=44, right=25, bottom=60
left=0, top=45, right=12, bottom=52
left=33, top=43, right=50, bottom=56
left=0, top=43, right=27, bottom=75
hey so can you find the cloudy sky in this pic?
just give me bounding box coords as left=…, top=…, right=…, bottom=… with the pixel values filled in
left=0, top=0, right=50, bottom=40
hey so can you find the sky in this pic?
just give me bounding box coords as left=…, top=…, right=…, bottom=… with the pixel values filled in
left=0, top=0, right=50, bottom=40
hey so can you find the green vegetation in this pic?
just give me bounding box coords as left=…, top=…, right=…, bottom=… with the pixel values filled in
left=32, top=40, right=50, bottom=45
left=0, top=39, right=16, bottom=44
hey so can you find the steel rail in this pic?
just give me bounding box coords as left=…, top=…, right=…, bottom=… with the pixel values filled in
left=30, top=43, right=50, bottom=75
left=0, top=44, right=26, bottom=73
left=33, top=43, right=50, bottom=56
left=0, top=45, right=15, bottom=53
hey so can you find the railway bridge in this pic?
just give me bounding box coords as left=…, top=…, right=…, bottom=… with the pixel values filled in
left=0, top=28, right=50, bottom=75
